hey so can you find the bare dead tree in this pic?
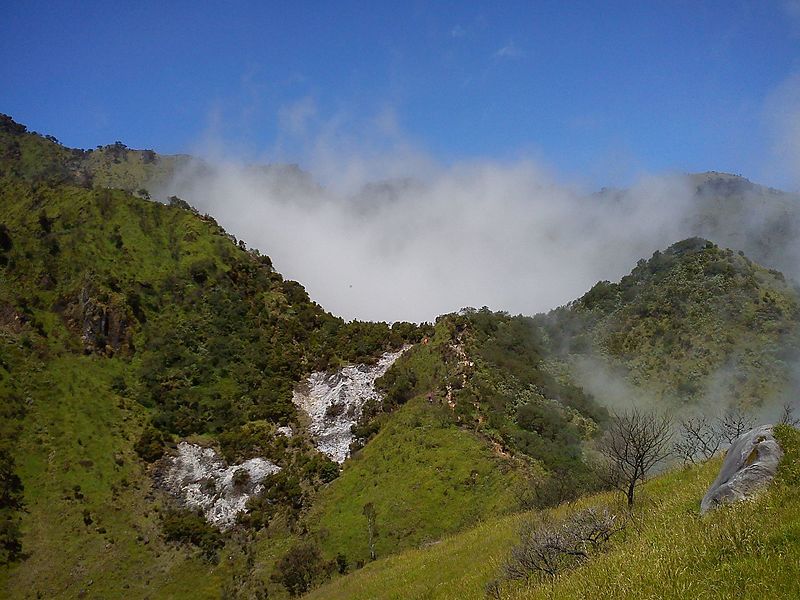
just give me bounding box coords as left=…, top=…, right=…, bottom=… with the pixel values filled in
left=503, top=508, right=623, bottom=580
left=674, top=416, right=723, bottom=465
left=599, top=408, right=673, bottom=508
left=778, top=402, right=800, bottom=427
left=719, top=408, right=755, bottom=444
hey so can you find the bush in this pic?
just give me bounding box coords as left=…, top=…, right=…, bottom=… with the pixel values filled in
left=0, top=515, right=23, bottom=564
left=161, top=509, right=223, bottom=561
left=302, top=454, right=340, bottom=484
left=0, top=448, right=23, bottom=510
left=272, top=541, right=330, bottom=596
left=134, top=425, right=167, bottom=462
left=502, top=507, right=622, bottom=582
left=232, top=468, right=250, bottom=488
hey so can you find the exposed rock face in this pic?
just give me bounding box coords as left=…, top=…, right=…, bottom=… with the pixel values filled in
left=161, top=442, right=281, bottom=529
left=63, top=284, right=132, bottom=355
left=293, top=347, right=407, bottom=463
left=701, top=424, right=784, bottom=514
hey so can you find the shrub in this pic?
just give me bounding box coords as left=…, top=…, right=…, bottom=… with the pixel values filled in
left=161, top=509, right=223, bottom=561
left=503, top=507, right=623, bottom=581
left=134, top=425, right=167, bottom=463
left=272, top=541, right=329, bottom=596
left=232, top=468, right=250, bottom=488
left=0, top=515, right=23, bottom=564
left=0, top=448, right=23, bottom=510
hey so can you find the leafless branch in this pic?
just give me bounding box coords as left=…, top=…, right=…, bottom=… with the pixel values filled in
left=674, top=416, right=723, bottom=465
left=779, top=402, right=800, bottom=428
left=719, top=408, right=755, bottom=444
left=503, top=508, right=623, bottom=580
left=598, top=408, right=673, bottom=507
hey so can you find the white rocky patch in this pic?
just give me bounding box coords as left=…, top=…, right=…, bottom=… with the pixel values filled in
left=293, top=347, right=407, bottom=463
left=162, top=442, right=281, bottom=530
left=276, top=425, right=293, bottom=438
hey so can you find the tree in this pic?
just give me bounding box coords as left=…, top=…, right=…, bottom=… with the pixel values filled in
left=674, top=416, right=723, bottom=465
left=363, top=502, right=378, bottom=561
left=273, top=542, right=325, bottom=597
left=720, top=408, right=755, bottom=443
left=779, top=402, right=800, bottom=428
left=599, top=408, right=672, bottom=507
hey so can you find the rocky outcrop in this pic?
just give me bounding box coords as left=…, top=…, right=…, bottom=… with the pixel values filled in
left=700, top=424, right=784, bottom=514
left=293, top=348, right=407, bottom=463
left=160, top=442, right=281, bottom=529
left=62, top=283, right=132, bottom=355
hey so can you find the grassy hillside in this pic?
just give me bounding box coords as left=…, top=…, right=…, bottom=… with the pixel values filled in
left=4, top=114, right=800, bottom=598
left=0, top=116, right=428, bottom=597
left=307, top=425, right=800, bottom=600
left=310, top=396, right=521, bottom=567
left=1, top=115, right=544, bottom=598
left=0, top=355, right=233, bottom=598
left=539, top=237, right=800, bottom=408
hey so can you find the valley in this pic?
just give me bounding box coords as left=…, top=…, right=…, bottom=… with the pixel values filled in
left=1, top=114, right=799, bottom=599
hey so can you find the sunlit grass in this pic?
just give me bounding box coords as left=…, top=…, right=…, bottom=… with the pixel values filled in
left=308, top=429, right=800, bottom=600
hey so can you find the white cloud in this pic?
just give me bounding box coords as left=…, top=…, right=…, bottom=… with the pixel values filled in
left=160, top=104, right=799, bottom=323
left=450, top=24, right=466, bottom=38
left=765, top=71, right=800, bottom=188
left=494, top=41, right=522, bottom=59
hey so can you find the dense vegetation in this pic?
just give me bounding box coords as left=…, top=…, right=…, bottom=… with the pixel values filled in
left=537, top=237, right=800, bottom=407
left=4, top=114, right=800, bottom=598
left=0, top=115, right=423, bottom=594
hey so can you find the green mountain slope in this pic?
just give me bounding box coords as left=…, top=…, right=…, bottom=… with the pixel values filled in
left=306, top=425, right=800, bottom=600
left=538, top=237, right=800, bottom=409
left=4, top=114, right=800, bottom=599
left=1, top=116, right=541, bottom=598
left=0, top=116, right=427, bottom=597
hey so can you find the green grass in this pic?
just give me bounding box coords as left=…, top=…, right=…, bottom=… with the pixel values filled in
left=309, top=396, right=522, bottom=567
left=0, top=355, right=232, bottom=599
left=308, top=428, right=800, bottom=600
left=305, top=512, right=522, bottom=600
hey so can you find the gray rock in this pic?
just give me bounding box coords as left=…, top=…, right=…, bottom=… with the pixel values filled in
left=700, top=424, right=784, bottom=514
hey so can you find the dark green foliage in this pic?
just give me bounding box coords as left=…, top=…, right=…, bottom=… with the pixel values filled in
left=273, top=541, right=330, bottom=597
left=133, top=425, right=167, bottom=463
left=455, top=308, right=606, bottom=471
left=167, top=195, right=196, bottom=212
left=37, top=210, right=52, bottom=234
left=302, top=454, right=340, bottom=484
left=0, top=514, right=23, bottom=564
left=0, top=341, right=28, bottom=566
left=0, top=448, right=23, bottom=511
left=0, top=223, right=11, bottom=252
left=335, top=552, right=349, bottom=574
left=262, top=470, right=305, bottom=511
left=161, top=509, right=223, bottom=561
left=377, top=366, right=418, bottom=407
left=237, top=496, right=273, bottom=530
left=0, top=447, right=24, bottom=564
left=217, top=422, right=289, bottom=464
left=232, top=468, right=250, bottom=488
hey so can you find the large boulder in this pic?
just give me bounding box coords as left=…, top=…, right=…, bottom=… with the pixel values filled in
left=700, top=424, right=783, bottom=513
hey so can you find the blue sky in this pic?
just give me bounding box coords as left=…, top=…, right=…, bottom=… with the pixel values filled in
left=2, top=1, right=800, bottom=188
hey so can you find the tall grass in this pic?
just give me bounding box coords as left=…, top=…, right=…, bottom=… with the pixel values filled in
left=308, top=427, right=800, bottom=600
